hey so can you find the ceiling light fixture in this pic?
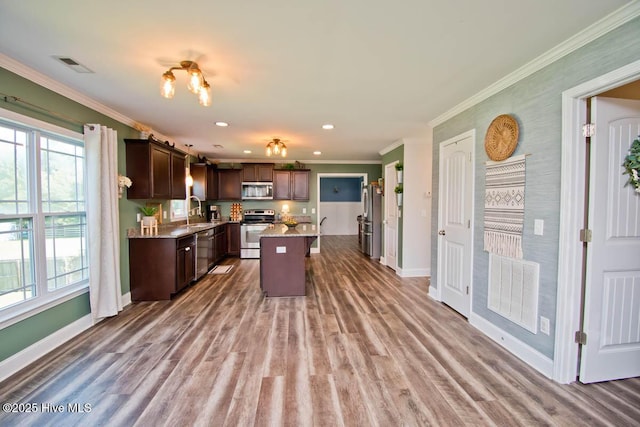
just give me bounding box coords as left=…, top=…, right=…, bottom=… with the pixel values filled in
left=215, top=121, right=228, bottom=127
left=160, top=60, right=211, bottom=107
left=322, top=124, right=334, bottom=130
left=266, top=138, right=287, bottom=157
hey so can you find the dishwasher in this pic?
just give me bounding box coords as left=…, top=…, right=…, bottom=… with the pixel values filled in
left=196, top=229, right=213, bottom=279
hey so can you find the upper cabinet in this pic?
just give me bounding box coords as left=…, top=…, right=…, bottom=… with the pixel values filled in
left=218, top=169, right=242, bottom=200
left=191, top=163, right=218, bottom=201
left=242, top=163, right=274, bottom=182
left=125, top=138, right=186, bottom=200
left=273, top=169, right=310, bottom=201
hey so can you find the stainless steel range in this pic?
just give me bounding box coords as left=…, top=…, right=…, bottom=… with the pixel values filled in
left=240, top=209, right=275, bottom=258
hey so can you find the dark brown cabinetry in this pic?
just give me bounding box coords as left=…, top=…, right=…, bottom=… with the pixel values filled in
left=226, top=223, right=240, bottom=257
left=129, top=235, right=196, bottom=301
left=191, top=163, right=218, bottom=201
left=217, top=169, right=242, bottom=200
left=273, top=169, right=310, bottom=201
left=125, top=138, right=186, bottom=200
left=213, top=225, right=227, bottom=263
left=242, top=163, right=274, bottom=182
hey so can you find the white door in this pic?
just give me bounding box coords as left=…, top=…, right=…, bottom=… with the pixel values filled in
left=384, top=162, right=398, bottom=270
left=437, top=133, right=474, bottom=317
left=580, top=97, right=640, bottom=383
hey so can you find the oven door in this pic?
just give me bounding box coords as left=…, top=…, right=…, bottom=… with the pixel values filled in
left=240, top=223, right=269, bottom=258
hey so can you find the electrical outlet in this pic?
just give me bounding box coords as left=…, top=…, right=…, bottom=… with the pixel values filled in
left=311, top=208, right=316, bottom=214
left=136, top=213, right=141, bottom=222
left=163, top=211, right=167, bottom=219
left=302, top=208, right=307, bottom=214
left=540, top=316, right=550, bottom=335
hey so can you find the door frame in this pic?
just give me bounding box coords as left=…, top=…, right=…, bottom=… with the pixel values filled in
left=434, top=129, right=476, bottom=309
left=315, top=172, right=368, bottom=253
left=555, top=59, right=640, bottom=383
left=382, top=161, right=399, bottom=270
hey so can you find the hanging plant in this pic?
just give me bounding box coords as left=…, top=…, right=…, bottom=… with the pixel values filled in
left=623, top=135, right=640, bottom=194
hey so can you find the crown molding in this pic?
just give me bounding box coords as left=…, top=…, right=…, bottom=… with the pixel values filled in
left=378, top=139, right=404, bottom=155
left=207, top=158, right=381, bottom=165
left=0, top=53, right=173, bottom=141
left=428, top=1, right=640, bottom=127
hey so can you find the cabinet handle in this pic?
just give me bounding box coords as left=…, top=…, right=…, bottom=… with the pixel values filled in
left=185, top=247, right=191, bottom=251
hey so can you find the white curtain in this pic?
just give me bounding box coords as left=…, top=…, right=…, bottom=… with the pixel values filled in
left=84, top=124, right=123, bottom=320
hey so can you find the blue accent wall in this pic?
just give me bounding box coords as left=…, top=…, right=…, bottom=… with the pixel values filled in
left=320, top=177, right=362, bottom=202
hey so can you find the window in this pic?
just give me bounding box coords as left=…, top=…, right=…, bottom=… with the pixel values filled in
left=0, top=116, right=88, bottom=319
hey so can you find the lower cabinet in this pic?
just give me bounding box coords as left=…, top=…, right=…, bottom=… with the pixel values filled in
left=129, top=235, right=196, bottom=301
left=227, top=223, right=240, bottom=257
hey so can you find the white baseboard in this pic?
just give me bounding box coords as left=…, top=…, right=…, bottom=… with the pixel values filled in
left=396, top=267, right=431, bottom=277
left=122, top=292, right=131, bottom=307
left=428, top=286, right=440, bottom=301
left=0, top=313, right=94, bottom=383
left=379, top=256, right=386, bottom=265
left=470, top=312, right=553, bottom=379
left=310, top=247, right=320, bottom=254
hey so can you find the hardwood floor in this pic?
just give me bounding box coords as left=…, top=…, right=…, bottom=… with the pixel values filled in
left=1, top=235, right=639, bottom=426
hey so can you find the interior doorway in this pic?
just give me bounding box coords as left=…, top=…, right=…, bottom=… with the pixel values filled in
left=316, top=172, right=367, bottom=253
left=436, top=130, right=475, bottom=318
left=556, top=60, right=640, bottom=384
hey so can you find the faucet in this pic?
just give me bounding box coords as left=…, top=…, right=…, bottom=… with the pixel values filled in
left=187, top=195, right=202, bottom=225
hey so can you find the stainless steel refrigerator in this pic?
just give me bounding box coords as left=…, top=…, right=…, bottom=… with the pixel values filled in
left=361, top=184, right=382, bottom=259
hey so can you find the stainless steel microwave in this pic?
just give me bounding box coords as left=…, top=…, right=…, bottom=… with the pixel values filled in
left=241, top=182, right=273, bottom=200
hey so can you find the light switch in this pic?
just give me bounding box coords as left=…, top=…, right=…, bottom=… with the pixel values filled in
left=534, top=219, right=544, bottom=236
left=276, top=246, right=287, bottom=254
left=136, top=213, right=141, bottom=222
left=311, top=208, right=316, bottom=214
left=302, top=208, right=307, bottom=214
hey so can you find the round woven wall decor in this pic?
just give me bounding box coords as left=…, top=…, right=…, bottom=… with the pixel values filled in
left=484, top=114, right=519, bottom=161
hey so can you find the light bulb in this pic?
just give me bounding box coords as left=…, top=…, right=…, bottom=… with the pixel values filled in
left=198, top=81, right=211, bottom=107
left=187, top=69, right=203, bottom=94
left=186, top=174, right=194, bottom=187
left=266, top=144, right=272, bottom=156
left=273, top=143, right=280, bottom=155
left=281, top=146, right=287, bottom=157
left=160, top=71, right=176, bottom=99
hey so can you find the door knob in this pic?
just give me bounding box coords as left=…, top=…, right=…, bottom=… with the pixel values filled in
left=438, top=229, right=446, bottom=236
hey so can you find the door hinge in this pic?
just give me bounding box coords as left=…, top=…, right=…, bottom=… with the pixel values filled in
left=575, top=331, right=587, bottom=345
left=582, top=123, right=595, bottom=138
left=579, top=229, right=592, bottom=243
left=467, top=220, right=471, bottom=229
left=466, top=286, right=469, bottom=295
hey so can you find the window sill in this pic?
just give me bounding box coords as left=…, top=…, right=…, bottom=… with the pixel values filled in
left=0, top=283, right=90, bottom=330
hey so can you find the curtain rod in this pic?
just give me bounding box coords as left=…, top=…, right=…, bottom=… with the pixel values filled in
left=1, top=92, right=87, bottom=128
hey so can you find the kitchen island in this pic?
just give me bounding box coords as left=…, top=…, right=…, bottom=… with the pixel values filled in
left=259, top=223, right=319, bottom=297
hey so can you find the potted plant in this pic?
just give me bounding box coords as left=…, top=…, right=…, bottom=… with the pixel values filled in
left=139, top=206, right=158, bottom=226
left=395, top=162, right=403, bottom=183
left=394, top=183, right=403, bottom=207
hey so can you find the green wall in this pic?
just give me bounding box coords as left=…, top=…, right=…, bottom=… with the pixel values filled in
left=381, top=145, right=403, bottom=267
left=0, top=67, right=141, bottom=362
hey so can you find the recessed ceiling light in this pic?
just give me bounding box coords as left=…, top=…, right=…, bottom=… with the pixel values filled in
left=313, top=151, right=322, bottom=155
left=322, top=124, right=334, bottom=130
left=243, top=150, right=252, bottom=154
left=215, top=121, right=228, bottom=127
left=213, top=144, right=224, bottom=149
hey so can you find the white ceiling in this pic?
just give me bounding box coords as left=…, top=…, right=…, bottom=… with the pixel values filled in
left=0, top=1, right=633, bottom=161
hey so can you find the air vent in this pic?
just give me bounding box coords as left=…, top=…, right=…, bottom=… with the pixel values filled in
left=53, top=56, right=94, bottom=73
